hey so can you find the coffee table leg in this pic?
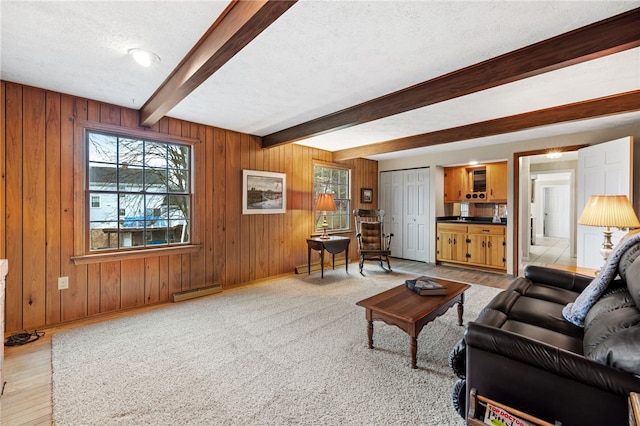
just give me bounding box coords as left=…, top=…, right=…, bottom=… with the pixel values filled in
left=367, top=320, right=374, bottom=349
left=410, top=336, right=418, bottom=369
left=457, top=293, right=465, bottom=326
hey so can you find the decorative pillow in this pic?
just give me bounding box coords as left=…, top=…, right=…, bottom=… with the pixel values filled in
left=625, top=254, right=640, bottom=307
left=563, top=231, right=640, bottom=327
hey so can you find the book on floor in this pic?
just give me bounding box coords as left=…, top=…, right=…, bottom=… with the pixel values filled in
left=405, top=277, right=447, bottom=295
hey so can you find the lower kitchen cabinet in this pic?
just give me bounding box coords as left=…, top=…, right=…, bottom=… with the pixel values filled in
left=436, top=223, right=506, bottom=272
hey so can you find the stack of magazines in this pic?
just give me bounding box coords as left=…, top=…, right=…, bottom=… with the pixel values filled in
left=405, top=276, right=447, bottom=296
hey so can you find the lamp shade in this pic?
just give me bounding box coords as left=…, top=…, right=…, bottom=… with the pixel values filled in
left=578, top=195, right=640, bottom=228
left=315, top=193, right=337, bottom=212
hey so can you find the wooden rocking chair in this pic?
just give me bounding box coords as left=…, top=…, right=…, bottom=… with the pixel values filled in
left=353, top=209, right=393, bottom=274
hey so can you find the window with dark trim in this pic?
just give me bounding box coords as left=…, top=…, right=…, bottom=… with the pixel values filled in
left=86, top=130, right=191, bottom=251
left=314, top=162, right=351, bottom=232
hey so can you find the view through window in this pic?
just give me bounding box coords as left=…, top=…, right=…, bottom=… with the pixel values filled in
left=87, top=130, right=191, bottom=251
left=314, top=163, right=351, bottom=233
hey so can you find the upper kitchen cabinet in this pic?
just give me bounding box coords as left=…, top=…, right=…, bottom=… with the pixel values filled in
left=487, top=162, right=508, bottom=202
left=444, top=166, right=466, bottom=202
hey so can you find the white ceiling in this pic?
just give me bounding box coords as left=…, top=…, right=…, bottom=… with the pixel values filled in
left=2, top=1, right=639, bottom=161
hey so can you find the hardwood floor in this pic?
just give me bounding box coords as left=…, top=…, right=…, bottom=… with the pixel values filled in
left=1, top=259, right=516, bottom=425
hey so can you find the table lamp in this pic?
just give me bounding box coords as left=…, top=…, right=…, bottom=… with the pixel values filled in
left=315, top=193, right=337, bottom=239
left=578, top=195, right=640, bottom=262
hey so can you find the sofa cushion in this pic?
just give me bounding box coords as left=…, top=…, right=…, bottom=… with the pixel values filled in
left=583, top=289, right=640, bottom=376
left=625, top=254, right=640, bottom=307
left=618, top=235, right=640, bottom=284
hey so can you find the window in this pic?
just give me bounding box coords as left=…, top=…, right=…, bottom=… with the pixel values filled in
left=90, top=195, right=101, bottom=208
left=314, top=162, right=351, bottom=233
left=86, top=130, right=191, bottom=251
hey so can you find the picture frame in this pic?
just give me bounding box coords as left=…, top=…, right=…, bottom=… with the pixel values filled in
left=242, top=170, right=287, bottom=214
left=361, top=188, right=373, bottom=204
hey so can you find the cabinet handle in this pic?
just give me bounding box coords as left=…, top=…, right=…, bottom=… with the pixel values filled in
left=453, top=238, right=456, bottom=245
left=487, top=241, right=492, bottom=248
left=448, top=238, right=451, bottom=244
left=482, top=241, right=485, bottom=248
left=482, top=229, right=489, bottom=233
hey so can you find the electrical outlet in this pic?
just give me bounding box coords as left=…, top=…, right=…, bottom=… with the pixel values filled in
left=58, top=276, right=69, bottom=290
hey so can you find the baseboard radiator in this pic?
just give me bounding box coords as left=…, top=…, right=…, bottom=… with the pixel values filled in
left=173, top=284, right=222, bottom=302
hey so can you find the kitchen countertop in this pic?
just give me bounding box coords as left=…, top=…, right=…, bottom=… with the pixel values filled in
left=436, top=216, right=507, bottom=225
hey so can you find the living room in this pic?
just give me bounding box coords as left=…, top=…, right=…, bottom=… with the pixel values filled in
left=2, top=1, right=640, bottom=425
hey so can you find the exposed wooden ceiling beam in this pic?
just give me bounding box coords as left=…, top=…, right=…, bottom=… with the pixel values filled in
left=262, top=7, right=640, bottom=148
left=140, top=0, right=297, bottom=127
left=332, top=90, right=640, bottom=161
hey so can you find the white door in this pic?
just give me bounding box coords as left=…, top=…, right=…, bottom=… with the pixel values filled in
left=577, top=137, right=633, bottom=268
left=379, top=171, right=392, bottom=239
left=543, top=185, right=569, bottom=238
left=403, top=168, right=429, bottom=261
left=389, top=170, right=404, bottom=256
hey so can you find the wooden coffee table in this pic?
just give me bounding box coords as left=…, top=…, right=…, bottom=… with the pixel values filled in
left=356, top=277, right=470, bottom=368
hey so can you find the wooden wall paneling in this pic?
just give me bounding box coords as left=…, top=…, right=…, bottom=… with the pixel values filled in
left=87, top=99, right=100, bottom=123
left=21, top=87, right=47, bottom=328
left=121, top=258, right=145, bottom=308
left=120, top=107, right=139, bottom=130
left=283, top=143, right=293, bottom=272
left=212, top=128, right=226, bottom=285
left=240, top=133, right=252, bottom=284
left=254, top=138, right=268, bottom=280
left=100, top=103, right=121, bottom=126
left=189, top=124, right=205, bottom=288
left=4, top=83, right=23, bottom=331
left=144, top=257, right=160, bottom=304
left=45, top=91, right=62, bottom=324
left=203, top=126, right=216, bottom=284
left=158, top=255, right=169, bottom=302
left=99, top=261, right=121, bottom=312
left=0, top=81, right=5, bottom=260
left=246, top=134, right=257, bottom=281
left=168, top=254, right=182, bottom=297
left=64, top=94, right=88, bottom=322
left=225, top=131, right=241, bottom=286
left=87, top=263, right=101, bottom=316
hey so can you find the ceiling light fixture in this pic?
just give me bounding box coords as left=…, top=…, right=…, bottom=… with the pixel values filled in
left=546, top=150, right=563, bottom=159
left=128, top=48, right=160, bottom=67
left=469, top=161, right=478, bottom=165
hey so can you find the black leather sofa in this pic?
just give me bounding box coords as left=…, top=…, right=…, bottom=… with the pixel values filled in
left=449, top=248, right=640, bottom=425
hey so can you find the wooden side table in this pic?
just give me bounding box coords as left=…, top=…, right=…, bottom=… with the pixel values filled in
left=307, top=236, right=350, bottom=278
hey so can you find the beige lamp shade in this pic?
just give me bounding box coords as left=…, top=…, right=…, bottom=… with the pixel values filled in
left=315, top=193, right=337, bottom=212
left=315, top=193, right=337, bottom=239
left=578, top=195, right=640, bottom=229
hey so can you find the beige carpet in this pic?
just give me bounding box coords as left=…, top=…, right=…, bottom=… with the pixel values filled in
left=52, top=268, right=504, bottom=425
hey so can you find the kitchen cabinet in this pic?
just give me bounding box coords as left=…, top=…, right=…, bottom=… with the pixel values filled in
left=444, top=166, right=466, bottom=202
left=436, top=224, right=467, bottom=262
left=467, top=225, right=506, bottom=270
left=487, top=162, right=507, bottom=201
left=436, top=223, right=506, bottom=271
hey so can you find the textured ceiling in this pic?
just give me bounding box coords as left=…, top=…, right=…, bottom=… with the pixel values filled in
left=1, top=1, right=639, bottom=161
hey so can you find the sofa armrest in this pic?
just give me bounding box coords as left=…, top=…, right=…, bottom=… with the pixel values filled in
left=524, top=265, right=593, bottom=292
left=465, top=321, right=640, bottom=397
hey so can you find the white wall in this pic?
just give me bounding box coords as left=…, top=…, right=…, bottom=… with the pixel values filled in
left=377, top=124, right=640, bottom=275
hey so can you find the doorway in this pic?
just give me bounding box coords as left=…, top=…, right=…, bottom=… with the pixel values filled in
left=516, top=149, right=580, bottom=275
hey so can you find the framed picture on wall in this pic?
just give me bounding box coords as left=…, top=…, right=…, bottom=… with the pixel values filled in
left=242, top=170, right=287, bottom=214
left=361, top=188, right=373, bottom=203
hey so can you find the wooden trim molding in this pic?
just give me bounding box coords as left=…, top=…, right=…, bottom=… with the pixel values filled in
left=71, top=245, right=202, bottom=265
left=140, top=0, right=297, bottom=127
left=73, top=120, right=201, bottom=256
left=262, top=8, right=640, bottom=148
